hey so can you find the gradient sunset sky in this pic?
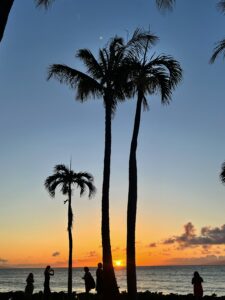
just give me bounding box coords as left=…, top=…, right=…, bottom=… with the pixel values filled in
left=1, top=0, right=225, bottom=268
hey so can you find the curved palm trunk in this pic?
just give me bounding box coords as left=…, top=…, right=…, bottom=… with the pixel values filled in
left=102, top=101, right=119, bottom=299
left=67, top=186, right=73, bottom=297
left=0, top=0, right=14, bottom=43
left=127, top=91, right=143, bottom=300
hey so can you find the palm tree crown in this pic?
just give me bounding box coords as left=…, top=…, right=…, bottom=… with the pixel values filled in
left=48, top=37, right=129, bottom=114
left=45, top=164, right=96, bottom=199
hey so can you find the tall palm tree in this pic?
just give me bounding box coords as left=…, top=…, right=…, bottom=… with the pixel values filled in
left=47, top=37, right=129, bottom=298
left=47, top=29, right=159, bottom=298
left=125, top=35, right=182, bottom=300
left=44, top=164, right=96, bottom=296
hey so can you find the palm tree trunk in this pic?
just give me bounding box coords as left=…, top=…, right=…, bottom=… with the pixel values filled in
left=127, top=92, right=143, bottom=300
left=0, top=0, right=14, bottom=43
left=102, top=101, right=119, bottom=299
left=68, top=186, right=73, bottom=297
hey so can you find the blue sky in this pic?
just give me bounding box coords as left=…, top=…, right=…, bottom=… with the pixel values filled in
left=1, top=0, right=225, bottom=267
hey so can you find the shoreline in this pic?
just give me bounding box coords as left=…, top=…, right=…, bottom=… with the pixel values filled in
left=0, top=291, right=224, bottom=300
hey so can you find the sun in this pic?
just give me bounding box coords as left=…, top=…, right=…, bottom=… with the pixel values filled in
left=114, top=260, right=123, bottom=267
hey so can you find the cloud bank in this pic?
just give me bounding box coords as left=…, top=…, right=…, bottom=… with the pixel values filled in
left=163, top=222, right=225, bottom=248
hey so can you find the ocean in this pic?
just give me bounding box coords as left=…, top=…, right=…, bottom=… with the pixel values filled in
left=0, top=266, right=224, bottom=296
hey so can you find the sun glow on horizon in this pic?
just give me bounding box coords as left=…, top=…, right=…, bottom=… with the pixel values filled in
left=114, top=260, right=123, bottom=267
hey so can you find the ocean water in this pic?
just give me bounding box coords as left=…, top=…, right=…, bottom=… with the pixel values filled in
left=0, top=266, right=224, bottom=296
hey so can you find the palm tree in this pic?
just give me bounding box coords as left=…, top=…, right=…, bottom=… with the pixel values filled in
left=47, top=37, right=129, bottom=298
left=44, top=164, right=96, bottom=296
left=125, top=34, right=182, bottom=300
left=47, top=29, right=160, bottom=298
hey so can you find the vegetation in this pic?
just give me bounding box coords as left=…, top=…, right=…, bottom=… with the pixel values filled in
left=125, top=31, right=182, bottom=300
left=210, top=1, right=225, bottom=62
left=47, top=38, right=129, bottom=299
left=44, top=164, right=96, bottom=296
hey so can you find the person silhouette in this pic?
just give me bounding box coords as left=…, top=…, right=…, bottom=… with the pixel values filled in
left=25, top=273, right=34, bottom=296
left=192, top=271, right=203, bottom=299
left=82, top=267, right=95, bottom=294
left=96, top=262, right=103, bottom=296
left=44, top=265, right=54, bottom=296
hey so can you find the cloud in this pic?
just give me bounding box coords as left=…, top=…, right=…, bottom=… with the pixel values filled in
left=0, top=258, right=8, bottom=264
left=163, top=222, right=225, bottom=248
left=112, top=247, right=120, bottom=252
left=165, top=255, right=225, bottom=265
left=52, top=251, right=60, bottom=257
left=86, top=251, right=98, bottom=258
left=148, top=243, right=157, bottom=248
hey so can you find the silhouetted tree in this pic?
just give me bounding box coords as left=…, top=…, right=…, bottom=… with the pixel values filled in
left=47, top=38, right=129, bottom=299
left=44, top=164, right=95, bottom=296
left=0, top=0, right=54, bottom=43
left=125, top=31, right=182, bottom=300
left=47, top=29, right=159, bottom=299
left=0, top=0, right=14, bottom=43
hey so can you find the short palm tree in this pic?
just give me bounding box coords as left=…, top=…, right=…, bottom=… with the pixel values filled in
left=44, top=164, right=96, bottom=296
left=125, top=34, right=182, bottom=300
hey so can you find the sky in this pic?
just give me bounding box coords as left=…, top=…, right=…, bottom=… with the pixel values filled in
left=1, top=0, right=225, bottom=268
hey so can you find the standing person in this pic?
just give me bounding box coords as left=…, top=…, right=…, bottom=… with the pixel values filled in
left=44, top=265, right=54, bottom=296
left=192, top=271, right=203, bottom=299
left=25, top=273, right=34, bottom=296
left=96, top=262, right=103, bottom=296
left=82, top=267, right=95, bottom=294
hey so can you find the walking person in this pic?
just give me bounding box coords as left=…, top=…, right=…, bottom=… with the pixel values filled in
left=192, top=271, right=203, bottom=299
left=96, top=262, right=103, bottom=297
left=25, top=273, right=34, bottom=296
left=44, top=265, right=54, bottom=296
left=82, top=267, right=95, bottom=294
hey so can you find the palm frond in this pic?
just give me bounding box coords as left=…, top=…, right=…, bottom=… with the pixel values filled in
left=54, top=164, right=70, bottom=174
left=210, top=39, right=225, bottom=63
left=48, top=64, right=102, bottom=100
left=45, top=164, right=96, bottom=201
left=76, top=75, right=103, bottom=100
left=126, top=28, right=159, bottom=59
left=220, top=162, right=225, bottom=184
left=45, top=175, right=65, bottom=197
left=76, top=49, right=103, bottom=80
left=156, top=0, right=175, bottom=11
left=35, top=0, right=54, bottom=8
left=217, top=0, right=225, bottom=14
left=148, top=55, right=182, bottom=87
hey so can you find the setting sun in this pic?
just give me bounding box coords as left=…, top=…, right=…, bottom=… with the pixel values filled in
left=114, top=260, right=123, bottom=267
